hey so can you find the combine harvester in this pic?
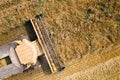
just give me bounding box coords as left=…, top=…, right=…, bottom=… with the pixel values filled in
left=0, top=14, right=64, bottom=79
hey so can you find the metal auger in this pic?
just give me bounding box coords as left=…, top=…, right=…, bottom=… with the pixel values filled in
left=30, top=14, right=65, bottom=73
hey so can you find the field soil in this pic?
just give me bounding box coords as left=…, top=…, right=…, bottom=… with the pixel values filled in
left=0, top=0, right=120, bottom=80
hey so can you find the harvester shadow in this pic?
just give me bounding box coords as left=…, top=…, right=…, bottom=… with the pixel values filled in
left=24, top=20, right=37, bottom=41
left=37, top=54, right=52, bottom=74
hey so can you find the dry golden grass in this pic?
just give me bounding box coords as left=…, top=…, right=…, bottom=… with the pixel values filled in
left=0, top=0, right=120, bottom=79
left=0, top=0, right=120, bottom=65
left=62, top=56, right=120, bottom=80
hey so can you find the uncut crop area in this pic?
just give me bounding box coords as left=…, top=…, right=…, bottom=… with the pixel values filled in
left=0, top=0, right=120, bottom=64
